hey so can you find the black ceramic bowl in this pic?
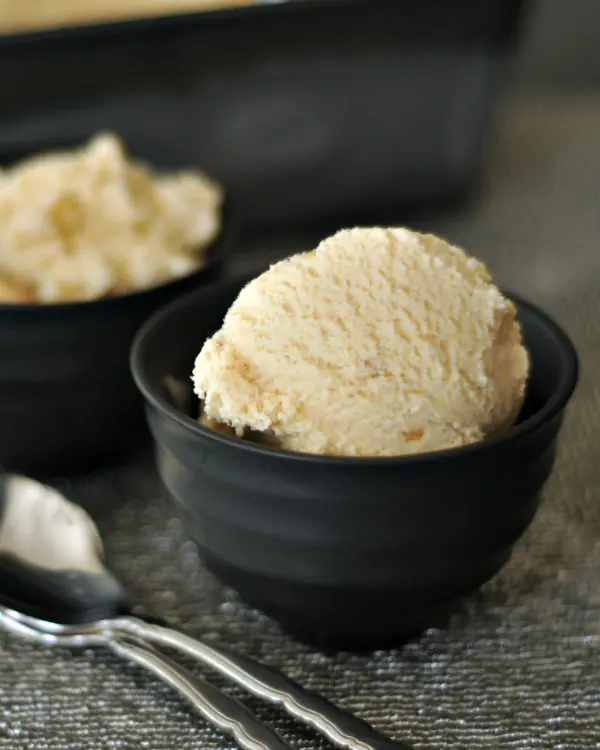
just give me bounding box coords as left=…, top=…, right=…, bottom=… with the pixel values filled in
left=0, top=204, right=236, bottom=477
left=131, top=276, right=578, bottom=648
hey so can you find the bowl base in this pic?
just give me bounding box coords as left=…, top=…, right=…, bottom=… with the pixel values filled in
left=281, top=609, right=457, bottom=653
left=203, top=555, right=467, bottom=651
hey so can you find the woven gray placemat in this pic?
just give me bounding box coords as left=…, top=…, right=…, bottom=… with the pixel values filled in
left=1, top=93, right=599, bottom=749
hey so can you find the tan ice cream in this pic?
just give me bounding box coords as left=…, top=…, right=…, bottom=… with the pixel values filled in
left=0, top=133, right=222, bottom=303
left=193, top=227, right=529, bottom=457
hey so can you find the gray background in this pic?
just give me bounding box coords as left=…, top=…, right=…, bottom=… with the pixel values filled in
left=514, top=0, right=600, bottom=90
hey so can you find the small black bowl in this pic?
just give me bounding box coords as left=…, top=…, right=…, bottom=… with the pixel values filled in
left=131, top=276, right=578, bottom=648
left=0, top=203, right=237, bottom=477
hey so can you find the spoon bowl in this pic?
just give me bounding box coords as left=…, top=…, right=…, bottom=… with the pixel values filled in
left=0, top=474, right=126, bottom=621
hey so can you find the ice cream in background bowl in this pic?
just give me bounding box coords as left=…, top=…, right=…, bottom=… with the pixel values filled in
left=0, top=133, right=236, bottom=474
left=132, top=226, right=577, bottom=647
left=0, top=132, right=222, bottom=304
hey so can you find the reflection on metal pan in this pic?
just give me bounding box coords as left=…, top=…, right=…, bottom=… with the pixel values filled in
left=0, top=0, right=295, bottom=35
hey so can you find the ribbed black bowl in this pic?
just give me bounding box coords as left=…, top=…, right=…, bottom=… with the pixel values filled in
left=0, top=205, right=236, bottom=476
left=131, top=276, right=578, bottom=648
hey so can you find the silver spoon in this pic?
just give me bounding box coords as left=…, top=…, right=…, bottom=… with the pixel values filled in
left=0, top=475, right=293, bottom=750
left=0, top=474, right=413, bottom=750
left=0, top=606, right=293, bottom=750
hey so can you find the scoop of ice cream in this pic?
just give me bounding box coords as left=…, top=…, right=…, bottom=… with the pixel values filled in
left=0, top=269, right=34, bottom=303
left=193, top=227, right=529, bottom=457
left=199, top=409, right=281, bottom=448
left=0, top=133, right=222, bottom=303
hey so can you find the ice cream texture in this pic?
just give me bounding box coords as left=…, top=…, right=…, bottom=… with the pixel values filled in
left=0, top=133, right=222, bottom=303
left=193, top=227, right=529, bottom=457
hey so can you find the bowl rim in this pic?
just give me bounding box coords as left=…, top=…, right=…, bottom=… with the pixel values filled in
left=0, top=196, right=236, bottom=315
left=131, top=277, right=580, bottom=466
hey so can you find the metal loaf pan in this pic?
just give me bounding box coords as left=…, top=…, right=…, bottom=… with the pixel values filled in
left=0, top=0, right=525, bottom=230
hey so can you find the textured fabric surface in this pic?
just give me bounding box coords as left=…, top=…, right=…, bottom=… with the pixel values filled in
left=1, top=93, right=600, bottom=749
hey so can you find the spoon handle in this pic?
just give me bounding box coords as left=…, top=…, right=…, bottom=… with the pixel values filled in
left=115, top=618, right=414, bottom=750
left=0, top=609, right=293, bottom=750
left=109, top=637, right=294, bottom=750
